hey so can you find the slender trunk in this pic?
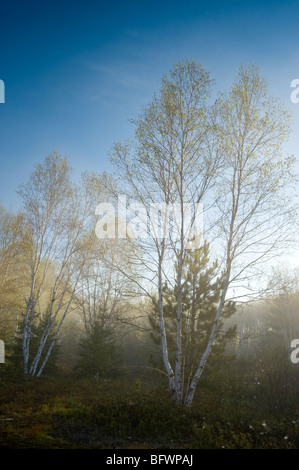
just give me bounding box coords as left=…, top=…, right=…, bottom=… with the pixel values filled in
left=29, top=293, right=60, bottom=376
left=22, top=302, right=31, bottom=374
left=23, top=267, right=37, bottom=374
left=29, top=315, right=55, bottom=376
left=175, top=267, right=183, bottom=404
left=36, top=312, right=65, bottom=377
left=184, top=274, right=230, bottom=407
left=32, top=283, right=78, bottom=377
left=158, top=254, right=176, bottom=399
left=23, top=294, right=37, bottom=374
left=184, top=199, right=235, bottom=408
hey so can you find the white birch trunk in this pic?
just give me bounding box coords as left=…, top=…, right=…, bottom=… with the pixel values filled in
left=158, top=257, right=176, bottom=399
left=184, top=275, right=230, bottom=407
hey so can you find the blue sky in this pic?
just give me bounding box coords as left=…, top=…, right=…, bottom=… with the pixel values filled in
left=0, top=0, right=299, bottom=212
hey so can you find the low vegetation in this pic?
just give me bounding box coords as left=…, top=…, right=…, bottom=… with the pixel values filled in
left=1, top=357, right=298, bottom=449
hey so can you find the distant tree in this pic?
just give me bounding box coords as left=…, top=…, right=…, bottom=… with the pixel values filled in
left=76, top=322, right=121, bottom=379
left=77, top=235, right=136, bottom=337
left=0, top=206, right=24, bottom=343
left=266, top=267, right=299, bottom=351
left=18, top=153, right=109, bottom=377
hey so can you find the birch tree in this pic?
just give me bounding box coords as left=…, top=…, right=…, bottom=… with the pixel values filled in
left=18, top=153, right=107, bottom=377
left=109, top=59, right=221, bottom=404
left=77, top=235, right=137, bottom=336
left=184, top=64, right=297, bottom=406
left=109, top=60, right=297, bottom=406
left=0, top=206, right=25, bottom=341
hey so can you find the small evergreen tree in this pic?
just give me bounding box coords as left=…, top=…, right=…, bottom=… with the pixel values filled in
left=149, top=242, right=236, bottom=389
left=76, top=322, right=122, bottom=379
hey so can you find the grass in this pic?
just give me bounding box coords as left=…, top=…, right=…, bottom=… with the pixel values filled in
left=0, top=372, right=298, bottom=449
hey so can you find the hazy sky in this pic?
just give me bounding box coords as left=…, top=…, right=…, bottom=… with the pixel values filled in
left=0, top=0, right=299, bottom=212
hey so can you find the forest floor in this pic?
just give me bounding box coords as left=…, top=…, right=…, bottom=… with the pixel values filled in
left=0, top=372, right=298, bottom=449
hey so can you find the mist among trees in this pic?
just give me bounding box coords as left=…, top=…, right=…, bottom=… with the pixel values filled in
left=1, top=60, right=299, bottom=449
